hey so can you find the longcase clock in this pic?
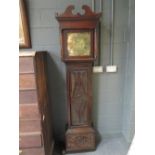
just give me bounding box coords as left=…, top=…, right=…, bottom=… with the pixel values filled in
left=56, top=5, right=101, bottom=153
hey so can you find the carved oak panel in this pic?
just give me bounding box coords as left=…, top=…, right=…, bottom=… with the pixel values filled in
left=70, top=70, right=88, bottom=125
left=67, top=133, right=95, bottom=151
left=67, top=63, right=92, bottom=126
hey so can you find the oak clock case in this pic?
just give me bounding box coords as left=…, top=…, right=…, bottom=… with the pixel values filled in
left=56, top=5, right=101, bottom=153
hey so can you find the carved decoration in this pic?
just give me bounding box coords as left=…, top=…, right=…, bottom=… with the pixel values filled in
left=70, top=70, right=88, bottom=125
left=56, top=5, right=102, bottom=19
left=67, top=133, right=95, bottom=150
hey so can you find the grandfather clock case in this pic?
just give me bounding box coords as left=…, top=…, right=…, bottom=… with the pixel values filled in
left=56, top=5, right=101, bottom=153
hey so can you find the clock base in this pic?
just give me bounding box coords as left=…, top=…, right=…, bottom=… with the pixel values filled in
left=65, top=126, right=96, bottom=153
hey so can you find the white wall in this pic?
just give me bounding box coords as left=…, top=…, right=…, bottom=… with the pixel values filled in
left=122, top=0, right=135, bottom=143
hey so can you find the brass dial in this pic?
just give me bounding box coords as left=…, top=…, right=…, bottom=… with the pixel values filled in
left=67, top=32, right=91, bottom=56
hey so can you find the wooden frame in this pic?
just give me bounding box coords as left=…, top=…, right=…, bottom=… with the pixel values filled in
left=19, top=0, right=31, bottom=48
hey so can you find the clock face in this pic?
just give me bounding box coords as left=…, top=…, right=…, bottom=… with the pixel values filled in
left=67, top=32, right=91, bottom=56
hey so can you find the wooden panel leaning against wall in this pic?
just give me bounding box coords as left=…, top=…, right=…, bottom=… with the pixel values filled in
left=19, top=51, right=54, bottom=155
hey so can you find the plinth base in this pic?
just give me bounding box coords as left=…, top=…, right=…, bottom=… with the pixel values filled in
left=65, top=126, right=96, bottom=153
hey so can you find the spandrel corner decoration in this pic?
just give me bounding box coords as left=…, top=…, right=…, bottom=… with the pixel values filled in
left=19, top=0, right=31, bottom=48
left=56, top=5, right=101, bottom=153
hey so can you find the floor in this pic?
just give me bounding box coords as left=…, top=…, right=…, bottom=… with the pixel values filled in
left=53, top=134, right=130, bottom=155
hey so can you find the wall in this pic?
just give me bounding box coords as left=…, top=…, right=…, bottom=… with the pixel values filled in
left=23, top=0, right=134, bottom=143
left=93, top=0, right=129, bottom=137
left=122, top=0, right=135, bottom=143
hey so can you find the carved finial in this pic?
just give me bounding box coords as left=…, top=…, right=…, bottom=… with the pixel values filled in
left=55, top=5, right=75, bottom=17
left=63, top=5, right=75, bottom=17
left=56, top=5, right=102, bottom=19
left=82, top=5, right=95, bottom=16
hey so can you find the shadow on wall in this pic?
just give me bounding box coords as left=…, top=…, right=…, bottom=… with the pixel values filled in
left=92, top=74, right=101, bottom=145
left=46, top=52, right=67, bottom=144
